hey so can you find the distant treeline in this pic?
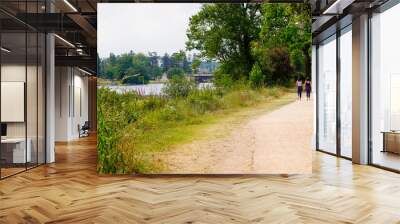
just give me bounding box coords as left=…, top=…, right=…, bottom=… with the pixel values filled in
left=98, top=51, right=218, bottom=84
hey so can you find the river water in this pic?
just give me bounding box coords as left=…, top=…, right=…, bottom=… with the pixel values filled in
left=102, top=83, right=213, bottom=95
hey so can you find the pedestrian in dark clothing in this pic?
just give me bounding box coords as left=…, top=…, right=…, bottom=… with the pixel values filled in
left=305, top=79, right=311, bottom=100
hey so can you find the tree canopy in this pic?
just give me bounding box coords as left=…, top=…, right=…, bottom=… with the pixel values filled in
left=186, top=3, right=262, bottom=80
left=186, top=3, right=311, bottom=85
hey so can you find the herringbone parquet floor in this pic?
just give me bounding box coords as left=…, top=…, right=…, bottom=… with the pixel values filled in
left=1, top=136, right=400, bottom=223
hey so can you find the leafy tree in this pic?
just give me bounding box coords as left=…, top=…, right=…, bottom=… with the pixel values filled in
left=186, top=3, right=262, bottom=79
left=167, top=67, right=185, bottom=79
left=191, top=58, right=201, bottom=74
left=109, top=53, right=117, bottom=66
left=162, top=53, right=172, bottom=72
left=263, top=47, right=293, bottom=85
left=258, top=3, right=311, bottom=79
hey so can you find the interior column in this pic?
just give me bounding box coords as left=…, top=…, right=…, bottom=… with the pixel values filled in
left=352, top=14, right=369, bottom=164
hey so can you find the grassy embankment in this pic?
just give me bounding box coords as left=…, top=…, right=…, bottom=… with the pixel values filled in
left=97, top=83, right=296, bottom=174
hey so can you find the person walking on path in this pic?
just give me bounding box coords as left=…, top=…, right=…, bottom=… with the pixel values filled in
left=296, top=78, right=303, bottom=100
left=305, top=79, right=311, bottom=100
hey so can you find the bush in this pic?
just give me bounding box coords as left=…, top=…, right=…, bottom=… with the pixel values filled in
left=187, top=88, right=222, bottom=114
left=213, top=73, right=234, bottom=89
left=97, top=88, right=128, bottom=174
left=167, top=67, right=185, bottom=79
left=249, top=63, right=265, bottom=88
left=143, top=96, right=166, bottom=111
left=162, top=76, right=196, bottom=98
left=222, top=89, right=259, bottom=108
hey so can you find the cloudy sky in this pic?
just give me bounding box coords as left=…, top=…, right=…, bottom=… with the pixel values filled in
left=97, top=3, right=202, bottom=58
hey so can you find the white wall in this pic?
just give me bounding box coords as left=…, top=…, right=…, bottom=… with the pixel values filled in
left=1, top=63, right=46, bottom=164
left=55, top=67, right=89, bottom=141
left=1, top=65, right=42, bottom=137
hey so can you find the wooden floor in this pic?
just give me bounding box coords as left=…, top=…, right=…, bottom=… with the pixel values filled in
left=1, top=136, right=400, bottom=223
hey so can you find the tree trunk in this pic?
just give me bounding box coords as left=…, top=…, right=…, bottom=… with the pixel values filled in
left=303, top=44, right=311, bottom=79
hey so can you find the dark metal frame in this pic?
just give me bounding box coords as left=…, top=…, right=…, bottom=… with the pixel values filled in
left=336, top=26, right=341, bottom=158
left=315, top=32, right=339, bottom=156
left=315, top=21, right=353, bottom=162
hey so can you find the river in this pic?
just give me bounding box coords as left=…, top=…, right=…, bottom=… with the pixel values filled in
left=101, top=82, right=213, bottom=95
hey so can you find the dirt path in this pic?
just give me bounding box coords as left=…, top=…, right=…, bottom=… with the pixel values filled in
left=161, top=96, right=313, bottom=174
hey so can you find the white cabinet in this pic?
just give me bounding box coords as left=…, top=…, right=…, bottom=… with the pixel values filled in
left=1, top=138, right=32, bottom=163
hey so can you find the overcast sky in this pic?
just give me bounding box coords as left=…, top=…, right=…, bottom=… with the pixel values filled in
left=97, top=3, right=202, bottom=58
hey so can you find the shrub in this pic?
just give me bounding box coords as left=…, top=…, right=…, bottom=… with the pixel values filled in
left=97, top=88, right=127, bottom=174
left=167, top=67, right=185, bottom=79
left=249, top=63, right=265, bottom=88
left=214, top=73, right=234, bottom=89
left=222, top=90, right=259, bottom=108
left=158, top=105, right=184, bottom=121
left=162, top=76, right=196, bottom=98
left=187, top=88, right=222, bottom=114
left=143, top=96, right=166, bottom=111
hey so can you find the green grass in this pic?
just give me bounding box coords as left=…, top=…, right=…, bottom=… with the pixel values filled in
left=97, top=84, right=295, bottom=174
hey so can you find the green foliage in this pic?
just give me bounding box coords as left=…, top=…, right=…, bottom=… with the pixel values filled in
left=258, top=3, right=311, bottom=79
left=191, top=58, right=201, bottom=73
left=99, top=51, right=191, bottom=82
left=162, top=76, right=196, bottom=98
left=263, top=47, right=294, bottom=85
left=186, top=3, right=262, bottom=80
left=249, top=63, right=265, bottom=88
left=187, top=88, right=222, bottom=114
left=187, top=3, right=311, bottom=84
left=121, top=73, right=149, bottom=85
left=213, top=72, right=235, bottom=89
left=97, top=88, right=129, bottom=174
left=167, top=67, right=185, bottom=79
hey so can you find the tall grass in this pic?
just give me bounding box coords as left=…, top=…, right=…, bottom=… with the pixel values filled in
left=97, top=83, right=291, bottom=174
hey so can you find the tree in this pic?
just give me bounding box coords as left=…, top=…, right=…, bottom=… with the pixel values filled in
left=191, top=58, right=201, bottom=74
left=263, top=47, right=293, bottom=85
left=167, top=67, right=185, bottom=79
left=290, top=3, right=312, bottom=79
left=258, top=4, right=311, bottom=79
left=186, top=3, right=262, bottom=80
left=97, top=54, right=103, bottom=77
left=162, top=53, right=171, bottom=72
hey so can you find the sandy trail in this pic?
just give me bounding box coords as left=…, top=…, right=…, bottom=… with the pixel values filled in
left=161, top=98, right=313, bottom=174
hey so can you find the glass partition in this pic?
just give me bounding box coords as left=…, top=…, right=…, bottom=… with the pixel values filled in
left=0, top=2, right=46, bottom=179
left=339, top=26, right=352, bottom=158
left=370, top=3, right=400, bottom=171
left=317, top=35, right=337, bottom=154
left=0, top=31, right=28, bottom=177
